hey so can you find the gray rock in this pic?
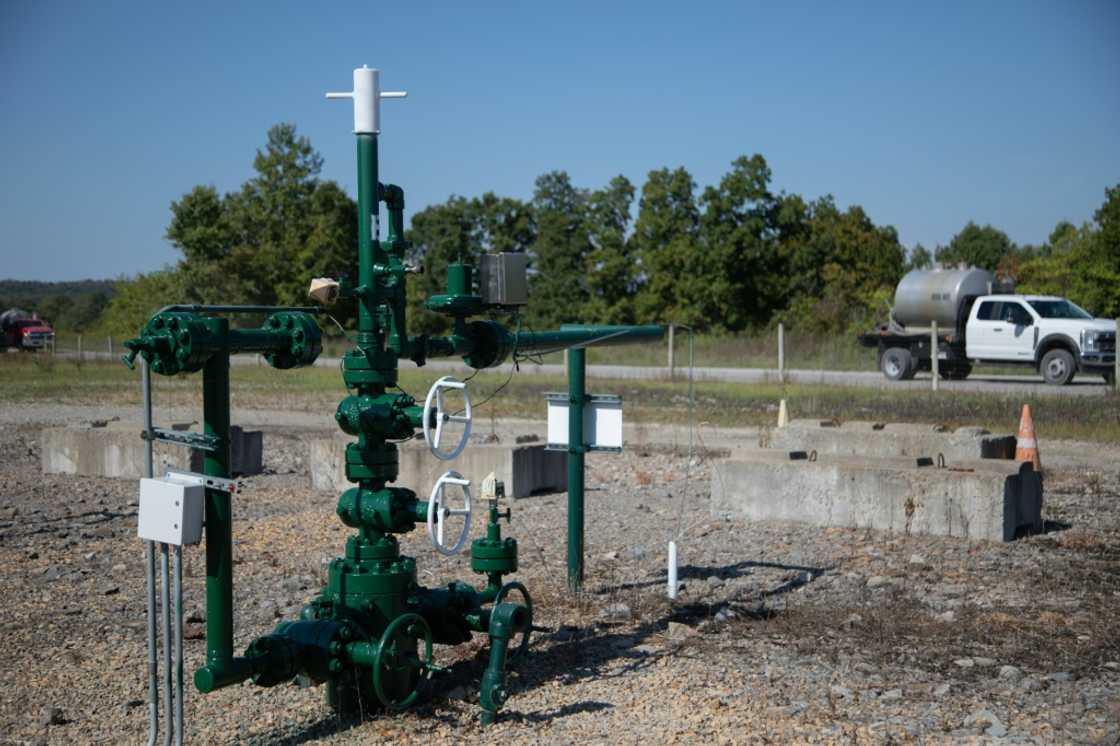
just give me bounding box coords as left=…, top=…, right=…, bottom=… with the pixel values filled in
left=1019, top=677, right=1042, bottom=691
left=706, top=575, right=724, bottom=589
left=667, top=621, right=694, bottom=639
left=880, top=688, right=903, bottom=701
left=964, top=708, right=1007, bottom=738
left=908, top=554, right=926, bottom=565
left=1047, top=671, right=1072, bottom=682
left=39, top=706, right=64, bottom=726
left=935, top=610, right=956, bottom=624
left=829, top=685, right=852, bottom=699
left=623, top=546, right=647, bottom=560
left=972, top=657, right=996, bottom=667
left=933, top=682, right=951, bottom=697
left=866, top=575, right=891, bottom=589
left=601, top=551, right=619, bottom=561
left=598, top=603, right=631, bottom=623
left=998, top=665, right=1022, bottom=681
left=186, top=607, right=206, bottom=623
left=954, top=658, right=975, bottom=668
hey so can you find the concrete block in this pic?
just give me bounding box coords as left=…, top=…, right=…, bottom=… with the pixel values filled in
left=764, top=419, right=1016, bottom=461
left=309, top=433, right=566, bottom=498
left=711, top=450, right=1042, bottom=542
left=42, top=423, right=264, bottom=479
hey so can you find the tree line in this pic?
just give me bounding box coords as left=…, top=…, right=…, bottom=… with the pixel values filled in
left=34, top=124, right=1120, bottom=337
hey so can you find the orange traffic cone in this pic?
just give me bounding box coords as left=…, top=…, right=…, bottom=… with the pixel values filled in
left=1014, top=404, right=1042, bottom=474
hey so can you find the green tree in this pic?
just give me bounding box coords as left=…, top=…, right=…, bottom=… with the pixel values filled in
left=526, top=171, right=591, bottom=328
left=585, top=175, right=636, bottom=324
left=631, top=167, right=702, bottom=326
left=164, top=123, right=358, bottom=315
left=1017, top=184, right=1120, bottom=317
left=778, top=196, right=904, bottom=332
left=699, top=155, right=783, bottom=331
left=905, top=243, right=933, bottom=271
left=935, top=221, right=1015, bottom=271
left=405, top=196, right=477, bottom=334
left=98, top=269, right=189, bottom=336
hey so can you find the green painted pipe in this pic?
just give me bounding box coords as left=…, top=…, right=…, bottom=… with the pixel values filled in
left=356, top=133, right=378, bottom=344
left=567, top=347, right=586, bottom=592
left=194, top=318, right=253, bottom=692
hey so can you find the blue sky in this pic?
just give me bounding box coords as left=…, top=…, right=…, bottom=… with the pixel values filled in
left=2, top=1, right=1117, bottom=281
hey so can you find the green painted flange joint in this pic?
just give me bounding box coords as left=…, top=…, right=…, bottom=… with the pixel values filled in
left=125, top=65, right=662, bottom=728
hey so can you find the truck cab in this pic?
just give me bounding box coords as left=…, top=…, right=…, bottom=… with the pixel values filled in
left=965, top=295, right=1115, bottom=385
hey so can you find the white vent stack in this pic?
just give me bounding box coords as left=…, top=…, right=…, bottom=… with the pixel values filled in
left=326, top=65, right=407, bottom=134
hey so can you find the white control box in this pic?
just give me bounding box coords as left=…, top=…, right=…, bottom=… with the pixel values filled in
left=137, top=477, right=204, bottom=546
left=545, top=393, right=624, bottom=453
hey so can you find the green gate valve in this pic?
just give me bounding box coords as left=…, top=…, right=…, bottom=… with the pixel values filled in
left=365, top=612, right=434, bottom=710
left=122, top=310, right=322, bottom=375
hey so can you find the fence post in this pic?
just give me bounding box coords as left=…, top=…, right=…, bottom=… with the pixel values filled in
left=77, top=334, right=83, bottom=363
left=667, top=324, right=675, bottom=380
left=777, top=322, right=785, bottom=383
left=931, top=321, right=939, bottom=392
left=108, top=335, right=113, bottom=357
left=1115, top=318, right=1119, bottom=392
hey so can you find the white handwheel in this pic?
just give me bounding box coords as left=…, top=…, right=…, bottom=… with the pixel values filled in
left=422, top=376, right=472, bottom=461
left=427, top=470, right=472, bottom=555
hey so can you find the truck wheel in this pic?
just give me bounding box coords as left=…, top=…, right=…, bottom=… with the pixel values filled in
left=1040, top=349, right=1076, bottom=385
left=881, top=347, right=913, bottom=381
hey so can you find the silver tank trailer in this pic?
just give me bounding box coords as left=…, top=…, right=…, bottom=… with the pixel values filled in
left=892, top=267, right=995, bottom=330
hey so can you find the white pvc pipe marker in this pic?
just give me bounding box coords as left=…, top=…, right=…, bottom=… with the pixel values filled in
left=667, top=541, right=678, bottom=600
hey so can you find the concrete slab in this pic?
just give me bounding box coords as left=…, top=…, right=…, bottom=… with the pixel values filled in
left=41, top=422, right=264, bottom=479
left=309, top=433, right=566, bottom=498
left=762, top=419, right=1017, bottom=461
left=711, top=450, right=1042, bottom=542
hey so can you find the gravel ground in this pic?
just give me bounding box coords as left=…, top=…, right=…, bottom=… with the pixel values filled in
left=1, top=411, right=1118, bottom=745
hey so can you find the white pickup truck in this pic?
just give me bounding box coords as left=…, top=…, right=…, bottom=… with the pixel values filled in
left=858, top=268, right=1117, bottom=386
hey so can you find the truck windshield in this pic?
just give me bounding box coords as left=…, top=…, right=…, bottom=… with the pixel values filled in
left=1026, top=299, right=1093, bottom=320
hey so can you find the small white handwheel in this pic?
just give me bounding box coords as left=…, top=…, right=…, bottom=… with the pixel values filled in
left=423, top=376, right=472, bottom=461
left=427, top=471, right=472, bottom=555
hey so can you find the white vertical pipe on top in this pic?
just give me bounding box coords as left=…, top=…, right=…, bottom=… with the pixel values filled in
left=667, top=540, right=678, bottom=600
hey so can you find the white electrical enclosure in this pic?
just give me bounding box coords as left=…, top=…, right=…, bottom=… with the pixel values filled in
left=137, top=477, right=204, bottom=546
left=545, top=394, right=623, bottom=452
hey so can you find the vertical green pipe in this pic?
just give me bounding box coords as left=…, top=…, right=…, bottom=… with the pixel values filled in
left=356, top=134, right=379, bottom=342
left=567, top=347, right=586, bottom=591
left=202, top=319, right=232, bottom=670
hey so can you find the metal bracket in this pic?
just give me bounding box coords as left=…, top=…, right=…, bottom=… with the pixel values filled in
left=143, top=428, right=223, bottom=453
left=164, top=469, right=240, bottom=495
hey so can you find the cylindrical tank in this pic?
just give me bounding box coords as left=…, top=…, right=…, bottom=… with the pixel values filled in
left=892, top=267, right=995, bottom=329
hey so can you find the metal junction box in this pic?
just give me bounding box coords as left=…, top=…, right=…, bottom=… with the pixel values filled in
left=545, top=393, right=623, bottom=452
left=137, top=476, right=204, bottom=546
left=479, top=253, right=529, bottom=307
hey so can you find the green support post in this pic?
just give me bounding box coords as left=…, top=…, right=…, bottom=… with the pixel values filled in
left=567, top=347, right=586, bottom=592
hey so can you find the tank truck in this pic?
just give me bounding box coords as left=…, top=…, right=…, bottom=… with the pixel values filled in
left=858, top=266, right=1116, bottom=385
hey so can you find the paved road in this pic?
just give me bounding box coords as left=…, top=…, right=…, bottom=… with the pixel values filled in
left=47, top=349, right=1113, bottom=397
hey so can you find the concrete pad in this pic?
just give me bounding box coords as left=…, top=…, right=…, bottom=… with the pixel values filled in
left=42, top=422, right=264, bottom=479
left=309, top=433, right=566, bottom=498
left=763, top=419, right=1017, bottom=461
left=711, top=450, right=1042, bottom=542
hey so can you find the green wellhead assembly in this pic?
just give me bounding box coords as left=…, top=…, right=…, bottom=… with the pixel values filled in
left=122, top=65, right=663, bottom=732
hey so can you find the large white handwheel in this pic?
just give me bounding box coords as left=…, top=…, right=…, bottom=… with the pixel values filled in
left=427, top=470, right=472, bottom=555
left=422, top=376, right=472, bottom=461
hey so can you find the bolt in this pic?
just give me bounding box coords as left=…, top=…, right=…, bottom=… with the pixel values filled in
left=338, top=626, right=352, bottom=641
left=329, top=659, right=342, bottom=673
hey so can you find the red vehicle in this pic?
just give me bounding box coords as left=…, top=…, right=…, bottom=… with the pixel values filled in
left=1, top=308, right=54, bottom=350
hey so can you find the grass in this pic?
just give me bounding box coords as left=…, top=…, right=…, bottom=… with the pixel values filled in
left=3, top=354, right=1117, bottom=443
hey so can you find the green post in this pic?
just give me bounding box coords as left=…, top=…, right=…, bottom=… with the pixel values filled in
left=567, top=347, right=586, bottom=592
left=200, top=318, right=236, bottom=683
left=356, top=133, right=379, bottom=343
